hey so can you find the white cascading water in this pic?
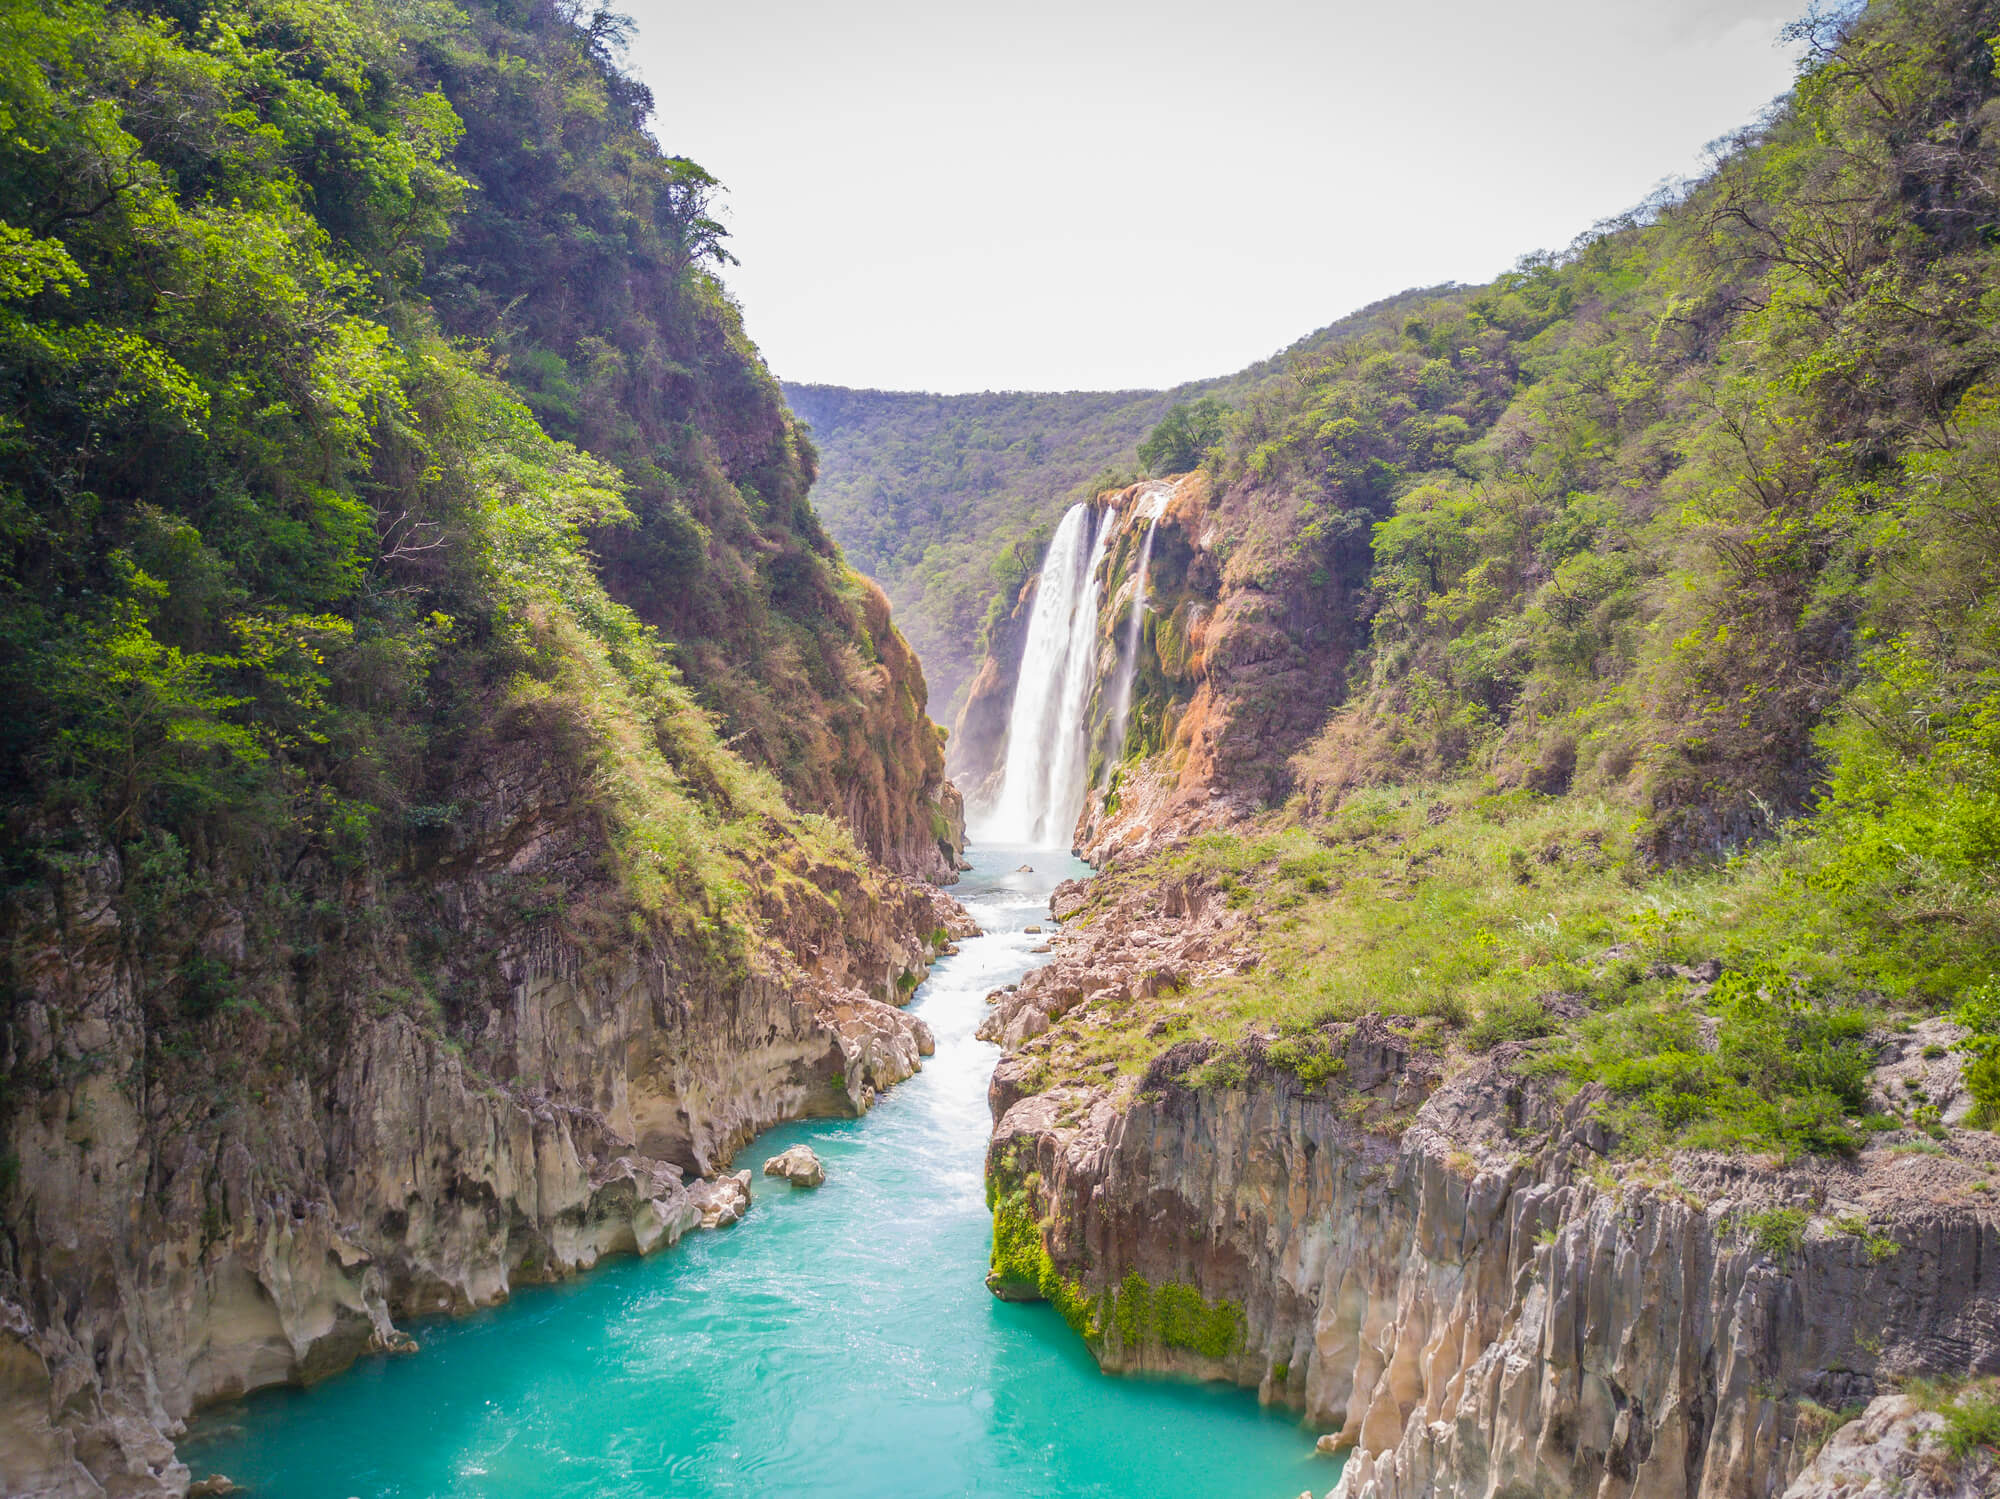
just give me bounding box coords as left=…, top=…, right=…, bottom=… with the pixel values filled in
left=982, top=501, right=1113, bottom=846
left=1100, top=516, right=1160, bottom=787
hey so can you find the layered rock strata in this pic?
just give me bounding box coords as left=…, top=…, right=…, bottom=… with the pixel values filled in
left=984, top=877, right=2000, bottom=1499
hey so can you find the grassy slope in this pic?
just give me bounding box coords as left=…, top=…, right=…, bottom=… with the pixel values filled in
left=1029, top=0, right=2000, bottom=1165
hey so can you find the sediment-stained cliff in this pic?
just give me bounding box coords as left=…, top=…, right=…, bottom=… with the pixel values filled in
left=1087, top=475, right=1357, bottom=859
left=982, top=868, right=2000, bottom=1499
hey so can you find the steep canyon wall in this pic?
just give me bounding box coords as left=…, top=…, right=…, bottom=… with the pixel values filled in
left=982, top=877, right=2000, bottom=1499
left=2, top=728, right=972, bottom=1499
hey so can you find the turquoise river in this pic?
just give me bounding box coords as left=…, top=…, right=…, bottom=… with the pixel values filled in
left=183, top=847, right=1337, bottom=1497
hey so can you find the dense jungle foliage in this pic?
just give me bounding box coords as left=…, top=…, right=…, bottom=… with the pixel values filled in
left=996, top=0, right=2000, bottom=1160
left=0, top=0, right=943, bottom=1051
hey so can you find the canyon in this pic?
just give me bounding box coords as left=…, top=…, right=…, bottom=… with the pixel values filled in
left=0, top=727, right=974, bottom=1497
left=10, top=0, right=2000, bottom=1496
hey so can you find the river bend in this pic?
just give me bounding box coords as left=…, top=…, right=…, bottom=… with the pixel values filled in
left=183, top=848, right=1322, bottom=1497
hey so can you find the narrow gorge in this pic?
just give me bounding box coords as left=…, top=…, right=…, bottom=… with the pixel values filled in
left=9, top=1, right=2000, bottom=1497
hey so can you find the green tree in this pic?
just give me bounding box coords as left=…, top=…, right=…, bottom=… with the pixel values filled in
left=1139, top=397, right=1229, bottom=475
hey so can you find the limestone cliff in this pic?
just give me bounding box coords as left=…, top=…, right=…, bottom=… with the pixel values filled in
left=982, top=871, right=2000, bottom=1499
left=1077, top=473, right=1359, bottom=863
left=0, top=692, right=974, bottom=1499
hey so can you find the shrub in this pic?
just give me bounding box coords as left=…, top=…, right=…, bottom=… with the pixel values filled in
left=1139, top=398, right=1229, bottom=475
left=1740, top=1207, right=1810, bottom=1263
left=1266, top=1033, right=1346, bottom=1087
left=1911, top=1378, right=2000, bottom=1459
left=1831, top=1213, right=1901, bottom=1262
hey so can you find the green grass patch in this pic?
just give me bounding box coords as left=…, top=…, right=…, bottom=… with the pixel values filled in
left=1908, top=1377, right=2000, bottom=1458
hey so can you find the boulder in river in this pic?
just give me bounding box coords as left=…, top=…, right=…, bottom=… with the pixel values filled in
left=693, top=1171, right=752, bottom=1227
left=762, top=1145, right=826, bottom=1188
left=1016, top=864, right=1033, bottom=872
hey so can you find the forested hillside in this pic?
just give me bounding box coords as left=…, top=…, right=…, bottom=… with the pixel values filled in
left=0, top=3, right=962, bottom=1488
left=0, top=0, right=958, bottom=904
left=975, top=10, right=2000, bottom=1479
left=786, top=384, right=1169, bottom=716
left=1016, top=0, right=2000, bottom=1157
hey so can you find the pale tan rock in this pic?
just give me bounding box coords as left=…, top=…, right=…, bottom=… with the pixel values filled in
left=0, top=764, right=970, bottom=1497
left=691, top=1173, right=751, bottom=1229
left=1781, top=1394, right=1997, bottom=1499
left=763, top=1145, right=826, bottom=1188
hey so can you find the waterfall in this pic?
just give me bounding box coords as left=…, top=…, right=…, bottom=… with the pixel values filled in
left=983, top=502, right=1113, bottom=846
left=1100, top=510, right=1160, bottom=787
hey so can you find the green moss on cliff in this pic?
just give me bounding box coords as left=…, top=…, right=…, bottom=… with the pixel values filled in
left=990, top=1182, right=1100, bottom=1342
left=988, top=1180, right=1245, bottom=1361
left=1109, top=1271, right=1246, bottom=1361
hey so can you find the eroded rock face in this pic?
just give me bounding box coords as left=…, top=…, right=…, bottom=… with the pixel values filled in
left=1779, top=1394, right=1997, bottom=1499
left=982, top=871, right=2000, bottom=1499
left=995, top=1050, right=2000, bottom=1499
left=1072, top=473, right=1360, bottom=862
left=0, top=745, right=970, bottom=1498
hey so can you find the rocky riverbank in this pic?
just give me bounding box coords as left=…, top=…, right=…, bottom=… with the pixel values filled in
left=1, top=742, right=976, bottom=1498
left=981, top=862, right=2000, bottom=1499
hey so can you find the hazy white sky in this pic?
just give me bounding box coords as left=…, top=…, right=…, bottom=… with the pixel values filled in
left=623, top=0, right=1805, bottom=393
